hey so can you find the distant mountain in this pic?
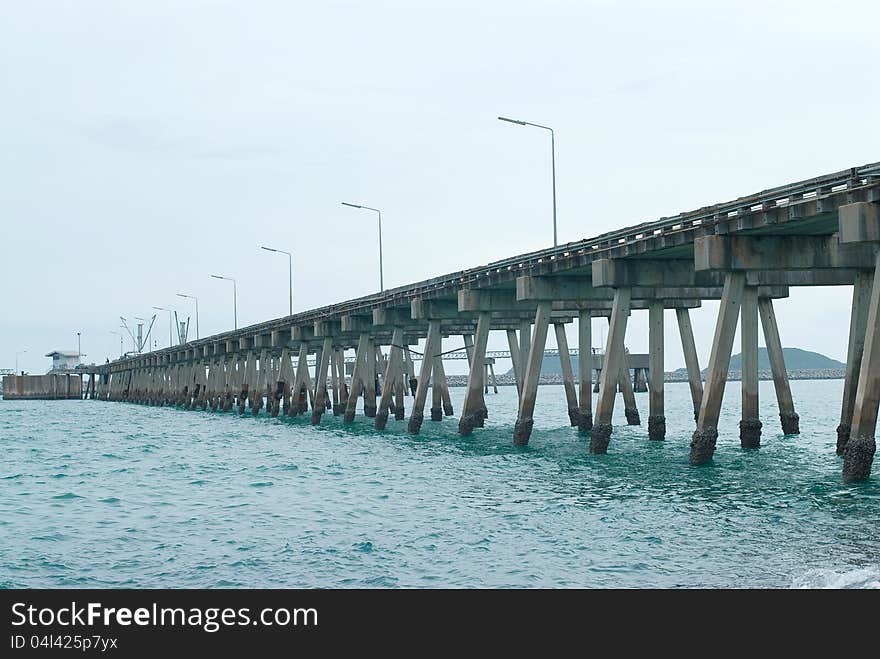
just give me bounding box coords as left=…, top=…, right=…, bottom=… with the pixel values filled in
left=670, top=347, right=844, bottom=373
left=510, top=348, right=844, bottom=377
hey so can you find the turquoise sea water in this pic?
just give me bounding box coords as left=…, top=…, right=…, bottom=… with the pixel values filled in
left=1, top=380, right=878, bottom=588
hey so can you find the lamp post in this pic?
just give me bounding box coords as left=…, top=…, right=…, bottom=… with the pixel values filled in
left=77, top=332, right=82, bottom=365
left=498, top=115, right=557, bottom=247
left=260, top=246, right=293, bottom=315
left=341, top=202, right=384, bottom=292
left=15, top=349, right=26, bottom=374
left=153, top=306, right=174, bottom=347
left=109, top=330, right=122, bottom=358
left=210, top=275, right=237, bottom=330
left=176, top=293, right=199, bottom=339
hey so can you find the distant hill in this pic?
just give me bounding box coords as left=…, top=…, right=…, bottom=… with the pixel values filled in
left=727, top=347, right=845, bottom=371
left=507, top=348, right=844, bottom=377
left=670, top=347, right=844, bottom=374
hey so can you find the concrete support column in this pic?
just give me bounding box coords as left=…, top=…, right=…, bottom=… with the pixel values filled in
left=393, top=367, right=406, bottom=420
left=376, top=329, right=404, bottom=430
left=311, top=337, right=333, bottom=424
left=690, top=272, right=746, bottom=464
left=740, top=286, right=761, bottom=448
left=837, top=271, right=872, bottom=454
left=618, top=358, right=640, bottom=426
left=513, top=302, right=552, bottom=446
left=554, top=323, right=580, bottom=427
left=251, top=351, right=267, bottom=416
left=591, top=288, right=631, bottom=453
left=430, top=337, right=444, bottom=421
left=459, top=313, right=491, bottom=436
left=362, top=337, right=377, bottom=418
left=488, top=361, right=498, bottom=394
left=507, top=329, right=523, bottom=396
left=758, top=297, right=800, bottom=436
left=404, top=346, right=417, bottom=396
left=434, top=352, right=454, bottom=418
left=676, top=308, right=703, bottom=423
left=330, top=348, right=341, bottom=415
left=344, top=335, right=369, bottom=423
left=648, top=301, right=665, bottom=440
left=519, top=321, right=531, bottom=382
left=408, top=321, right=441, bottom=434
left=843, top=253, right=880, bottom=482
left=291, top=345, right=310, bottom=416
left=577, top=310, right=593, bottom=432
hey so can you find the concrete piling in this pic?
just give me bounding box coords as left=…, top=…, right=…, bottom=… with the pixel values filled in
left=758, top=297, right=800, bottom=436
left=459, top=313, right=490, bottom=436
left=647, top=301, right=665, bottom=441
left=513, top=302, right=552, bottom=446
left=591, top=288, right=631, bottom=453
left=740, top=286, right=761, bottom=448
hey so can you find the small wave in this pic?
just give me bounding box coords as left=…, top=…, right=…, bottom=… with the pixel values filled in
left=2, top=473, right=23, bottom=480
left=353, top=541, right=374, bottom=553
left=99, top=497, right=121, bottom=504
left=51, top=492, right=83, bottom=500
left=249, top=481, right=273, bottom=487
left=51, top=473, right=67, bottom=479
left=791, top=567, right=880, bottom=589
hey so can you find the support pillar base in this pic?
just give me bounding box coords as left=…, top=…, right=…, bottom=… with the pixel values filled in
left=578, top=412, right=593, bottom=433
left=443, top=403, right=454, bottom=417
left=740, top=418, right=762, bottom=449
left=648, top=415, right=666, bottom=441
left=394, top=407, right=405, bottom=421
left=332, top=403, right=344, bottom=416
left=375, top=410, right=389, bottom=430
left=310, top=410, right=323, bottom=425
left=430, top=406, right=443, bottom=422
left=842, top=435, right=876, bottom=482
left=513, top=417, right=534, bottom=446
left=567, top=407, right=581, bottom=427
left=836, top=423, right=851, bottom=456
left=780, top=412, right=800, bottom=436
left=690, top=427, right=718, bottom=464
left=407, top=411, right=424, bottom=434
left=343, top=410, right=356, bottom=424
left=589, top=422, right=612, bottom=453
left=458, top=413, right=478, bottom=436
left=364, top=404, right=377, bottom=418
left=624, top=407, right=641, bottom=426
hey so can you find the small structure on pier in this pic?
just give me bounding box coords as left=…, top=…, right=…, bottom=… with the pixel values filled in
left=46, top=350, right=83, bottom=373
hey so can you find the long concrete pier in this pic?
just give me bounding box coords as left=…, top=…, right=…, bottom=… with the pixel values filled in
left=80, top=161, right=880, bottom=481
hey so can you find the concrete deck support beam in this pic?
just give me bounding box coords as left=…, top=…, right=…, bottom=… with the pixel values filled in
left=408, top=320, right=441, bottom=434
left=577, top=310, right=593, bottom=432
left=740, top=286, right=761, bottom=448
left=590, top=288, right=631, bottom=453
left=758, top=297, right=800, bottom=435
left=513, top=302, right=552, bottom=446
left=506, top=329, right=523, bottom=396
left=837, top=272, right=873, bottom=454
left=459, top=313, right=491, bottom=435
left=690, top=273, right=746, bottom=464
left=843, top=253, right=880, bottom=482
left=311, top=337, right=333, bottom=424
left=648, top=302, right=665, bottom=440
left=676, top=308, right=703, bottom=423
left=344, top=334, right=370, bottom=423
left=554, top=323, right=580, bottom=426
left=376, top=328, right=405, bottom=430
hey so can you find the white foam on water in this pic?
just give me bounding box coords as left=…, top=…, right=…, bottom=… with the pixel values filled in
left=791, top=567, right=880, bottom=589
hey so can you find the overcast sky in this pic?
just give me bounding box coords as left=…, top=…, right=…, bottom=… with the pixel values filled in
left=2, top=0, right=879, bottom=376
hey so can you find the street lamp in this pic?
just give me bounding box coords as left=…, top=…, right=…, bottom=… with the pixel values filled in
left=15, top=349, right=27, bottom=374
left=341, top=202, right=384, bottom=291
left=176, top=293, right=199, bottom=339
left=109, top=330, right=122, bottom=358
left=210, top=275, right=237, bottom=330
left=76, top=332, right=82, bottom=365
left=260, top=246, right=293, bottom=316
left=498, top=115, right=558, bottom=247
left=153, top=306, right=174, bottom=347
